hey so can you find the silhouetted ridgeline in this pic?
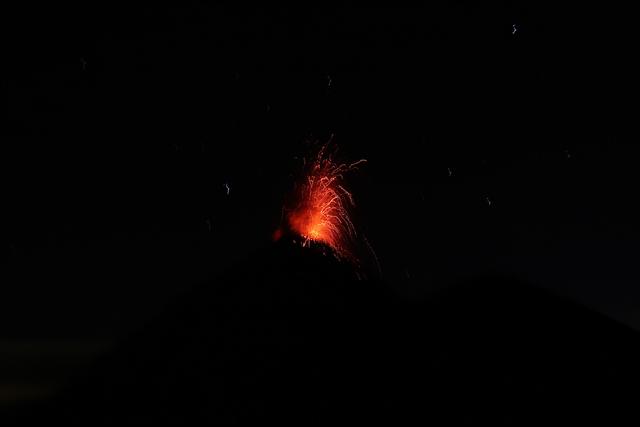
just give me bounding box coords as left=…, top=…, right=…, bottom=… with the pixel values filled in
left=10, top=242, right=640, bottom=424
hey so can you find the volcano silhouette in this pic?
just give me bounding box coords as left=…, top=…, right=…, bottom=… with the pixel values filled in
left=11, top=241, right=640, bottom=424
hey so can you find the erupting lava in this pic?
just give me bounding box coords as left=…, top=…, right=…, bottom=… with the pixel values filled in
left=283, top=143, right=366, bottom=261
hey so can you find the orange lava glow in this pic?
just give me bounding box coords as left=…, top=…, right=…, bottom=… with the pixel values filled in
left=286, top=143, right=366, bottom=260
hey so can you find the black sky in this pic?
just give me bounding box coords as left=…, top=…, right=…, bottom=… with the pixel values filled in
left=2, top=2, right=638, bottom=340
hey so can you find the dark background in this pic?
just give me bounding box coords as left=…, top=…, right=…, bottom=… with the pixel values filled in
left=1, top=2, right=637, bottom=418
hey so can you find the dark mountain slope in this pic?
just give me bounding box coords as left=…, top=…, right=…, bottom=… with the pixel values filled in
left=11, top=242, right=640, bottom=424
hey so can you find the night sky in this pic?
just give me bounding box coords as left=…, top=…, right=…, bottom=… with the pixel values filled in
left=1, top=3, right=638, bottom=418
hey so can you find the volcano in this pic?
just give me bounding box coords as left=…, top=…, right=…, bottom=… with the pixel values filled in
left=280, top=141, right=368, bottom=265
left=10, top=242, right=640, bottom=424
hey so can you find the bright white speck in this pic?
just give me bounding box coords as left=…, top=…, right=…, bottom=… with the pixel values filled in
left=512, top=24, right=517, bottom=35
left=486, top=196, right=492, bottom=206
left=224, top=183, right=231, bottom=195
left=327, top=75, right=332, bottom=87
left=448, top=167, right=453, bottom=177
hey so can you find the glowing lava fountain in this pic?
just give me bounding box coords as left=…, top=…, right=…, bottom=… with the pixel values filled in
left=283, top=142, right=366, bottom=261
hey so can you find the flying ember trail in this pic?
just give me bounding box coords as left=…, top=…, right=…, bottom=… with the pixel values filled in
left=281, top=142, right=367, bottom=262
